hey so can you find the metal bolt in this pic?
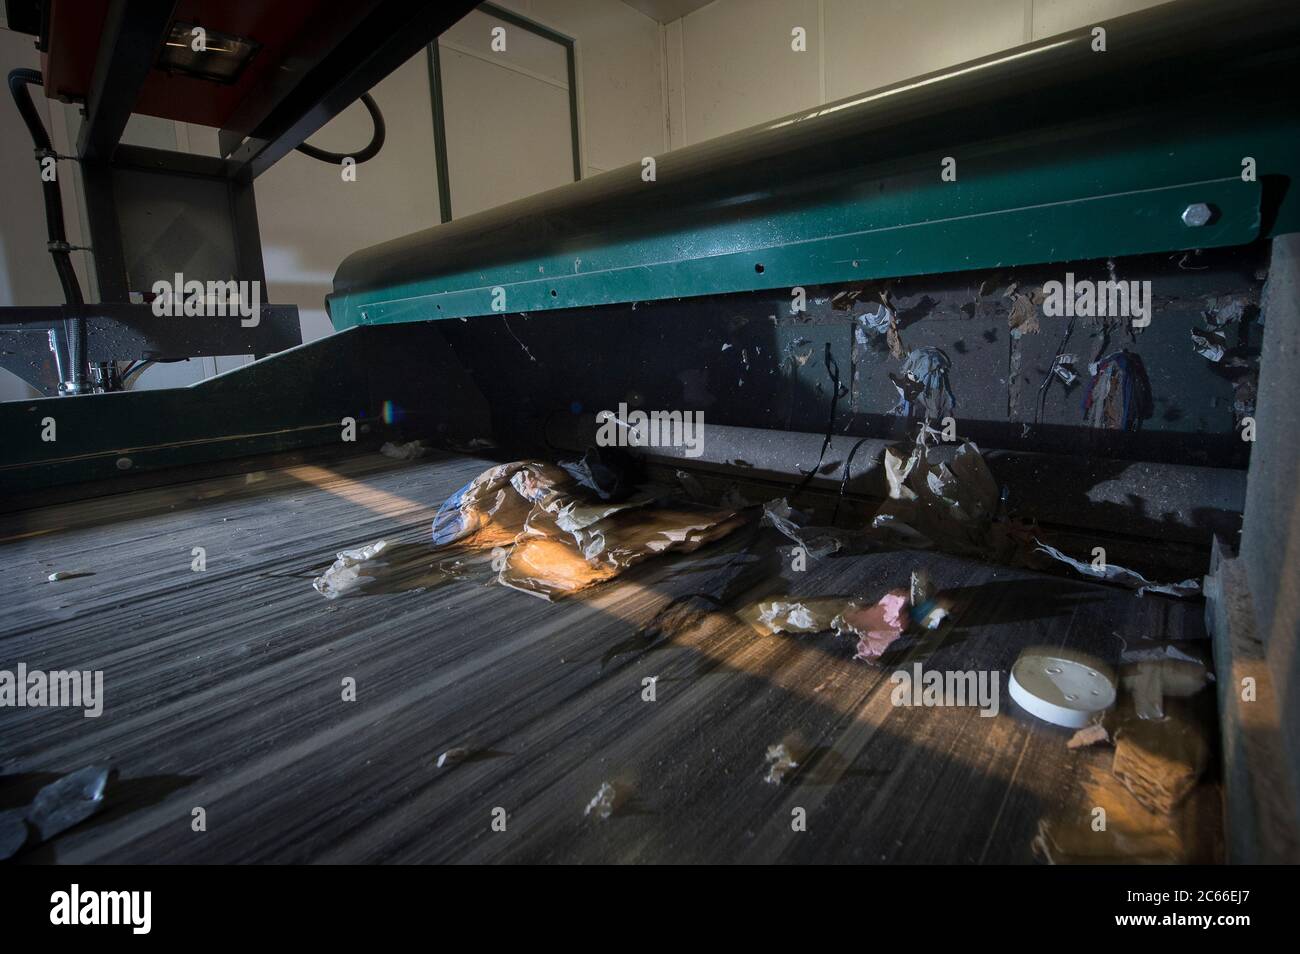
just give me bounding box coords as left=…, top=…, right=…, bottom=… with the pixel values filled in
left=1181, top=203, right=1213, bottom=227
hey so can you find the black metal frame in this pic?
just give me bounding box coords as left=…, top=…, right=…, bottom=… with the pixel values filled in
left=426, top=1, right=582, bottom=224
left=1, top=0, right=479, bottom=395
left=217, top=1, right=479, bottom=178
left=0, top=303, right=303, bottom=395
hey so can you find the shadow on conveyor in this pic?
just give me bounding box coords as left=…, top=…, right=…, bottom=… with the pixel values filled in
left=380, top=245, right=1259, bottom=583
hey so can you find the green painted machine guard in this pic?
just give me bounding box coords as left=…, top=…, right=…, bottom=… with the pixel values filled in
left=328, top=0, right=1300, bottom=329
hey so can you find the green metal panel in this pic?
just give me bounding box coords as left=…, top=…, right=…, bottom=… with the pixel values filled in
left=328, top=121, right=1290, bottom=329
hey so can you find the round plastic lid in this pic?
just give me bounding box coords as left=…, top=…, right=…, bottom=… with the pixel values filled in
left=1008, top=647, right=1116, bottom=728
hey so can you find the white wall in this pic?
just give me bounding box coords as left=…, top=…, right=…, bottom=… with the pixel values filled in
left=663, top=0, right=1177, bottom=148
left=256, top=50, right=444, bottom=344
left=501, top=0, right=668, bottom=174
left=262, top=0, right=664, bottom=345
left=439, top=8, right=578, bottom=219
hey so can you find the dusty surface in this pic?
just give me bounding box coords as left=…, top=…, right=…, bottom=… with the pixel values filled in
left=0, top=450, right=1219, bottom=862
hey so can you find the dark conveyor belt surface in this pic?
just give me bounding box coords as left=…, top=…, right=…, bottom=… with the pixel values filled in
left=0, top=450, right=1219, bottom=863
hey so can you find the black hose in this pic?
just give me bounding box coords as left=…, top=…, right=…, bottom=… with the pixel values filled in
left=831, top=436, right=873, bottom=524
left=8, top=67, right=87, bottom=393
left=294, top=93, right=385, bottom=164
left=789, top=342, right=849, bottom=505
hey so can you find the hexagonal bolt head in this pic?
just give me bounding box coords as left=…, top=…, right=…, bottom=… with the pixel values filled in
left=1181, top=203, right=1214, bottom=227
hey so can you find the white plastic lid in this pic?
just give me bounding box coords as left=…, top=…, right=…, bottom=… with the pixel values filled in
left=1009, top=647, right=1116, bottom=728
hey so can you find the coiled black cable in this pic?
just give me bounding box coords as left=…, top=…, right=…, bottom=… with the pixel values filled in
left=294, top=93, right=386, bottom=165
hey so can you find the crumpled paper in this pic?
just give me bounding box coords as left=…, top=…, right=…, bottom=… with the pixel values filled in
left=834, top=589, right=910, bottom=660
left=871, top=438, right=1000, bottom=557
left=431, top=463, right=538, bottom=549
left=433, top=461, right=748, bottom=600
left=584, top=782, right=618, bottom=819
left=742, top=597, right=844, bottom=635
left=761, top=498, right=863, bottom=559
left=379, top=440, right=427, bottom=461
left=312, top=540, right=389, bottom=599
left=764, top=744, right=799, bottom=784
left=889, top=347, right=954, bottom=419
left=1007, top=289, right=1042, bottom=337
left=1190, top=329, right=1226, bottom=362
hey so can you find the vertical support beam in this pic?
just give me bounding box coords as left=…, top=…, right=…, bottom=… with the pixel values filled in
left=79, top=162, right=129, bottom=302
left=229, top=173, right=267, bottom=287
left=75, top=0, right=177, bottom=162
left=1241, top=232, right=1300, bottom=786
left=426, top=43, right=453, bottom=224
left=1210, top=232, right=1300, bottom=862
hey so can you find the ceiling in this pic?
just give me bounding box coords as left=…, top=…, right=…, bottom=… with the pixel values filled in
left=620, top=0, right=716, bottom=24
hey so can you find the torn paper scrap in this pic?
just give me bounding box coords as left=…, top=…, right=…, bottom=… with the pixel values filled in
left=46, top=570, right=87, bottom=582
left=500, top=533, right=620, bottom=598
left=379, top=440, right=427, bottom=461
left=1202, top=292, right=1255, bottom=328
left=835, top=589, right=909, bottom=660
left=1051, top=353, right=1078, bottom=385
left=743, top=597, right=843, bottom=635
left=764, top=744, right=799, bottom=784
left=856, top=301, right=894, bottom=335
left=764, top=602, right=821, bottom=633
left=312, top=539, right=388, bottom=599
left=1067, top=723, right=1110, bottom=750
left=501, top=502, right=747, bottom=600
left=1190, top=329, right=1226, bottom=362
left=1033, top=540, right=1199, bottom=597
left=584, top=781, right=617, bottom=820
left=1007, top=290, right=1041, bottom=337
left=1083, top=351, right=1153, bottom=431
left=889, top=347, right=954, bottom=419
left=1033, top=764, right=1193, bottom=863
left=436, top=747, right=469, bottom=768
left=761, top=498, right=860, bottom=559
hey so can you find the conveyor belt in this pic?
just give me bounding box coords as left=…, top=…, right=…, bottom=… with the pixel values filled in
left=0, top=451, right=1219, bottom=862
